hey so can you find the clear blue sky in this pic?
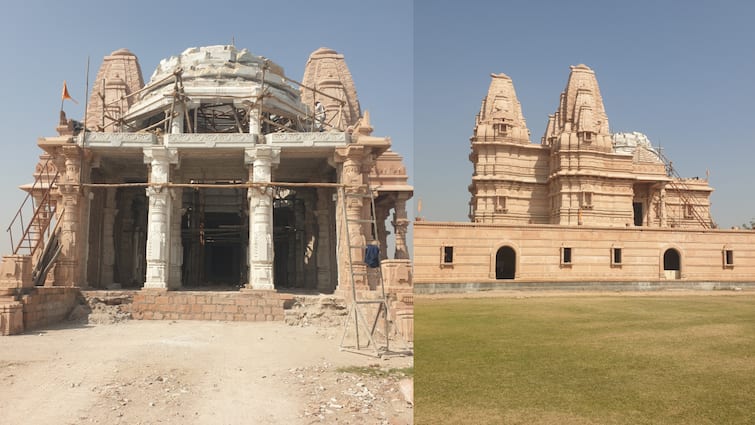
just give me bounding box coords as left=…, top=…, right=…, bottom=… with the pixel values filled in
left=414, top=0, right=755, bottom=229
left=0, top=0, right=413, bottom=254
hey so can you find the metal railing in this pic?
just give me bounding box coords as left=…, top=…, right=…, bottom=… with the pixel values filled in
left=6, top=157, right=60, bottom=256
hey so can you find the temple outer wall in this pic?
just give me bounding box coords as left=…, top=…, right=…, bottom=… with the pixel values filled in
left=414, top=221, right=755, bottom=291
left=20, top=287, right=80, bottom=330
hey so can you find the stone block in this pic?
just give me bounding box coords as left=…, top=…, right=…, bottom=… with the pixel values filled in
left=0, top=301, right=24, bottom=335
left=213, top=296, right=234, bottom=305
left=0, top=256, right=33, bottom=290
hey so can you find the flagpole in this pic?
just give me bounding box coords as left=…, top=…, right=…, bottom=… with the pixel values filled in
left=83, top=56, right=90, bottom=135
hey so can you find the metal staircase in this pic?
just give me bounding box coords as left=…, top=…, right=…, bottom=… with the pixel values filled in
left=6, top=156, right=62, bottom=285
left=658, top=151, right=710, bottom=229
left=338, top=179, right=392, bottom=357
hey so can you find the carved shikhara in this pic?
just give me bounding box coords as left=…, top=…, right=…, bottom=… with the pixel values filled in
left=469, top=65, right=712, bottom=229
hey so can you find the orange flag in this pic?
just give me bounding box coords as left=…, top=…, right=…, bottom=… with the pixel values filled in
left=61, top=81, right=78, bottom=104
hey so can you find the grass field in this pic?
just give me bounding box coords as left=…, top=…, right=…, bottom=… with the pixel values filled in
left=414, top=295, right=755, bottom=425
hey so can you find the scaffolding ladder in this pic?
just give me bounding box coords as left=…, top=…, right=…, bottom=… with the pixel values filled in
left=338, top=179, right=391, bottom=357
left=658, top=151, right=710, bottom=229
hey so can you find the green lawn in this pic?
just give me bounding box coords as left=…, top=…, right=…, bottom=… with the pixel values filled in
left=415, top=295, right=755, bottom=425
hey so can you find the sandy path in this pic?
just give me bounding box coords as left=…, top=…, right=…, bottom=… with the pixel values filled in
left=0, top=321, right=412, bottom=425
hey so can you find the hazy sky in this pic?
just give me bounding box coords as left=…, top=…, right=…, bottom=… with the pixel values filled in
left=0, top=0, right=413, bottom=254
left=414, top=0, right=755, bottom=228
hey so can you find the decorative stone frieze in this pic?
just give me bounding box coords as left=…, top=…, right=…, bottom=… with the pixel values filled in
left=165, top=133, right=258, bottom=148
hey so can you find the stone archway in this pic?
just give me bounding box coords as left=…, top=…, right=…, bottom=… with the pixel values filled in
left=495, top=246, right=516, bottom=279
left=663, top=248, right=681, bottom=279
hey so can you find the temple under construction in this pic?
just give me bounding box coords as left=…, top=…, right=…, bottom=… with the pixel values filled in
left=0, top=45, right=413, bottom=342
left=414, top=65, right=755, bottom=292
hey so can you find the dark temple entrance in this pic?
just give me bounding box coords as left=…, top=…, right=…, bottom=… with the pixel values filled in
left=182, top=187, right=247, bottom=287
left=495, top=246, right=516, bottom=279
left=633, top=202, right=643, bottom=226
left=273, top=190, right=304, bottom=289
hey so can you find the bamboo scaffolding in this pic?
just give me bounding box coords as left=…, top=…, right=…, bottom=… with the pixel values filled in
left=80, top=181, right=350, bottom=189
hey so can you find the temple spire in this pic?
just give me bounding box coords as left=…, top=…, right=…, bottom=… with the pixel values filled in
left=301, top=47, right=361, bottom=130
left=473, top=73, right=530, bottom=143
left=543, top=64, right=612, bottom=152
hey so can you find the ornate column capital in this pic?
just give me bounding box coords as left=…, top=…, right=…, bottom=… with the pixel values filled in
left=244, top=145, right=281, bottom=168
left=333, top=144, right=366, bottom=165
left=143, top=147, right=179, bottom=185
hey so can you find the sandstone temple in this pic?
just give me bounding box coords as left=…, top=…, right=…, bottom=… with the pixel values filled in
left=0, top=45, right=413, bottom=341
left=414, top=65, right=755, bottom=292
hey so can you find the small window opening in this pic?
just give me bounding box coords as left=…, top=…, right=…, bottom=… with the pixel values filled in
left=495, top=196, right=507, bottom=213
left=684, top=204, right=695, bottom=219
left=581, top=192, right=593, bottom=209
left=561, top=247, right=572, bottom=265
left=724, top=249, right=734, bottom=267
left=443, top=246, right=454, bottom=264
left=612, top=247, right=622, bottom=266
left=495, top=123, right=509, bottom=136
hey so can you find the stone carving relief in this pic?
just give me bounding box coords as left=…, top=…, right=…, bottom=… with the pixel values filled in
left=267, top=132, right=348, bottom=144
left=165, top=133, right=257, bottom=147
left=82, top=132, right=155, bottom=147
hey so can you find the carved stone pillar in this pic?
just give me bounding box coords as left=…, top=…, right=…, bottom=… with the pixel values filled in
left=393, top=194, right=410, bottom=260
left=168, top=187, right=183, bottom=289
left=375, top=203, right=390, bottom=261
left=171, top=104, right=184, bottom=134
left=54, top=146, right=84, bottom=286
left=315, top=188, right=334, bottom=292
left=249, top=108, right=260, bottom=138
left=143, top=147, right=178, bottom=289
left=335, top=145, right=369, bottom=292
left=101, top=188, right=118, bottom=285
left=245, top=146, right=280, bottom=290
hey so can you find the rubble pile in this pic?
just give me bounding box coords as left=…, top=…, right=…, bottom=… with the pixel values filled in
left=68, top=293, right=132, bottom=324
left=284, top=296, right=348, bottom=327
left=289, top=363, right=413, bottom=424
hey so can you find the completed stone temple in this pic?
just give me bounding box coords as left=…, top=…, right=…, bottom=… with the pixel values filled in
left=0, top=45, right=413, bottom=336
left=414, top=65, right=755, bottom=292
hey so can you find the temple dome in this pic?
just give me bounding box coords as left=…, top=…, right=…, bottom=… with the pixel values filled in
left=612, top=131, right=663, bottom=163
left=124, top=45, right=305, bottom=127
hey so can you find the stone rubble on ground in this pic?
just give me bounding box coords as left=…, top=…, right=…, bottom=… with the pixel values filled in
left=291, top=362, right=413, bottom=424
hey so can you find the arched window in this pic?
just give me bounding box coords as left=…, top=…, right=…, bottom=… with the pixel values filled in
left=663, top=249, right=681, bottom=271
left=495, top=246, right=516, bottom=279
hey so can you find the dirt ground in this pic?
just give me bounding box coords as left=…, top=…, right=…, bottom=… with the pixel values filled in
left=0, top=320, right=413, bottom=425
